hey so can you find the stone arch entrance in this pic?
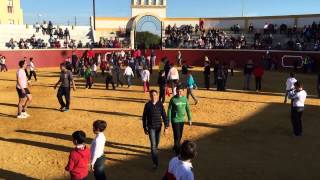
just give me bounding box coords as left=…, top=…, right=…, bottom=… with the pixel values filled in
left=126, top=14, right=163, bottom=49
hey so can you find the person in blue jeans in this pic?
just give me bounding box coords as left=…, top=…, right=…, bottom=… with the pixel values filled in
left=142, top=90, right=169, bottom=169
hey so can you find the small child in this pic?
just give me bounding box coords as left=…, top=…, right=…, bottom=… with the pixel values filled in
left=164, top=140, right=197, bottom=180
left=91, top=120, right=107, bottom=180
left=84, top=66, right=92, bottom=89
left=186, top=71, right=198, bottom=105
left=141, top=66, right=150, bottom=93
left=65, top=131, right=91, bottom=180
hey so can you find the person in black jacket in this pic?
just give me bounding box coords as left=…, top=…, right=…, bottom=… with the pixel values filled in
left=243, top=60, right=255, bottom=90
left=158, top=71, right=167, bottom=103
left=142, top=90, right=169, bottom=169
left=204, top=59, right=211, bottom=90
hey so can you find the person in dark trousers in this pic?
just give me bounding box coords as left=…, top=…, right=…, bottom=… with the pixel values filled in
left=213, top=60, right=220, bottom=86
left=28, top=58, right=37, bottom=81
left=113, top=64, right=123, bottom=87
left=216, top=64, right=226, bottom=91
left=288, top=82, right=307, bottom=136
left=253, top=65, right=264, bottom=92
left=84, top=66, right=93, bottom=89
left=54, top=63, right=76, bottom=112
left=243, top=60, right=255, bottom=90
left=158, top=71, right=167, bottom=103
left=105, top=66, right=115, bottom=90
left=23, top=57, right=29, bottom=78
left=143, top=90, right=169, bottom=169
left=230, top=60, right=235, bottom=76
left=203, top=58, right=211, bottom=90
left=71, top=51, right=78, bottom=73
left=168, top=86, right=192, bottom=155
left=317, top=73, right=320, bottom=98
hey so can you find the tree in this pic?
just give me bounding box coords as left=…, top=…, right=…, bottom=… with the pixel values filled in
left=136, top=31, right=161, bottom=49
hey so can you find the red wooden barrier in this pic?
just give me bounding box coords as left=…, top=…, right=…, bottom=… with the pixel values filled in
left=0, top=49, right=319, bottom=70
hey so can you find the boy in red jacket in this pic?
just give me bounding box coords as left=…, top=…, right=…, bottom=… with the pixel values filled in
left=65, top=131, right=91, bottom=180
left=253, top=65, right=264, bottom=92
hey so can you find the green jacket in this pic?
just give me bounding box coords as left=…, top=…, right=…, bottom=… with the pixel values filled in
left=84, top=69, right=92, bottom=78
left=168, top=95, right=192, bottom=123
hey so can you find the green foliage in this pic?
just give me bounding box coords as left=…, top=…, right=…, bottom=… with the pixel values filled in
left=136, top=31, right=161, bottom=49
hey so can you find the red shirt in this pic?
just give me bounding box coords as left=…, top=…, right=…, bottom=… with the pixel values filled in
left=65, top=145, right=91, bottom=180
left=253, top=66, right=264, bottom=77
left=87, top=50, right=95, bottom=59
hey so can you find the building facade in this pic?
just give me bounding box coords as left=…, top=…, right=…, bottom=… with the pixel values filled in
left=0, top=0, right=23, bottom=24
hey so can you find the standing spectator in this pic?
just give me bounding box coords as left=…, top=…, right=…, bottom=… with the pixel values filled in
left=229, top=60, right=235, bottom=76
left=203, top=57, right=211, bottom=90
left=167, top=86, right=192, bottom=155
left=284, top=72, right=297, bottom=104
left=216, top=64, right=226, bottom=91
left=54, top=63, right=76, bottom=112
left=65, top=131, right=91, bottom=180
left=288, top=82, right=307, bottom=136
left=35, top=22, right=40, bottom=33
left=167, top=64, right=179, bottom=95
left=150, top=49, right=156, bottom=74
left=176, top=51, right=182, bottom=67
left=90, top=120, right=107, bottom=180
left=71, top=52, right=78, bottom=73
left=253, top=65, right=264, bottom=92
left=0, top=56, right=8, bottom=72
left=243, top=60, right=254, bottom=90
left=23, top=57, right=29, bottom=78
left=213, top=60, right=220, bottom=86
left=16, top=60, right=32, bottom=119
left=141, top=66, right=150, bottom=93
left=124, top=65, right=134, bottom=88
left=158, top=71, right=167, bottom=103
left=28, top=58, right=37, bottom=81
left=64, top=28, right=71, bottom=40
left=105, top=66, right=115, bottom=90
left=142, top=90, right=169, bottom=169
left=84, top=66, right=93, bottom=89
left=186, top=71, right=198, bottom=105
left=113, top=64, right=123, bottom=87
left=164, top=140, right=197, bottom=180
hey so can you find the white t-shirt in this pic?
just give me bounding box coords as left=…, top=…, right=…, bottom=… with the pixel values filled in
left=286, top=77, right=297, bottom=91
left=16, top=68, right=27, bottom=89
left=90, top=132, right=106, bottom=166
left=168, top=157, right=194, bottom=180
left=168, top=67, right=179, bottom=80
left=29, top=62, right=35, bottom=71
left=289, top=90, right=307, bottom=107
left=124, top=66, right=134, bottom=77
left=141, top=69, right=150, bottom=82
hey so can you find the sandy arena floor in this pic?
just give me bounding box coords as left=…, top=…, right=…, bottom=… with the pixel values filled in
left=0, top=67, right=319, bottom=180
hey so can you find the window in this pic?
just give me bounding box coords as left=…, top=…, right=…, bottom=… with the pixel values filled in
left=152, top=0, right=157, bottom=5
left=9, top=19, right=14, bottom=24
left=144, top=0, right=148, bottom=5
left=8, top=0, right=13, bottom=13
left=7, top=6, right=13, bottom=13
left=137, top=0, right=141, bottom=5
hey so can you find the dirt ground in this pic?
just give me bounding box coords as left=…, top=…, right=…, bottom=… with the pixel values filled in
left=0, top=67, right=319, bottom=180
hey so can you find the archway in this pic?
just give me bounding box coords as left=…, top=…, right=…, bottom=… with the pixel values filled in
left=126, top=14, right=163, bottom=49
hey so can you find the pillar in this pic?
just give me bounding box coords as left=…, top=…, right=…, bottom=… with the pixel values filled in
left=130, top=30, right=135, bottom=49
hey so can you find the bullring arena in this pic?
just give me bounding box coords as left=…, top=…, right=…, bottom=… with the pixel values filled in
left=1, top=0, right=320, bottom=180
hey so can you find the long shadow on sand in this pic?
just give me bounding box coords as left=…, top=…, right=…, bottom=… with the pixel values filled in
left=0, top=168, right=39, bottom=180
left=0, top=102, right=141, bottom=118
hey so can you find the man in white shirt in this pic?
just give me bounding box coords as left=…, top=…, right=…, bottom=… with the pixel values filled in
left=16, top=60, right=32, bottom=119
left=167, top=64, right=179, bottom=95
left=289, top=81, right=307, bottom=136
left=164, top=140, right=196, bottom=180
left=124, top=65, right=134, bottom=88
left=91, top=120, right=107, bottom=180
left=28, top=58, right=37, bottom=81
left=284, top=72, right=297, bottom=104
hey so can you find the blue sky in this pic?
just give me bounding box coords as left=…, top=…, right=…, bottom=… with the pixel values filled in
left=22, top=0, right=320, bottom=25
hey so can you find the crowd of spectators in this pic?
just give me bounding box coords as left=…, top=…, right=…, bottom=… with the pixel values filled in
left=164, top=21, right=320, bottom=51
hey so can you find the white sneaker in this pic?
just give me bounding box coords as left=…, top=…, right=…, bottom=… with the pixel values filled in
left=22, top=112, right=30, bottom=117
left=17, top=114, right=27, bottom=119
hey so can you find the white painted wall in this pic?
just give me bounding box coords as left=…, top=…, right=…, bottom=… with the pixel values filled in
left=297, top=17, right=320, bottom=27
left=132, top=8, right=166, bottom=18
left=204, top=19, right=245, bottom=29
left=248, top=18, right=295, bottom=28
